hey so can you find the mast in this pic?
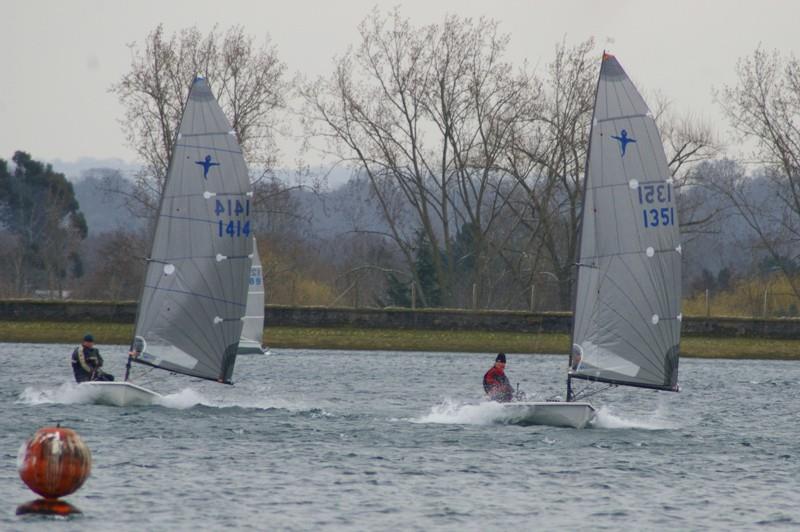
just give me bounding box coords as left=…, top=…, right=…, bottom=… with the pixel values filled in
left=567, top=52, right=605, bottom=402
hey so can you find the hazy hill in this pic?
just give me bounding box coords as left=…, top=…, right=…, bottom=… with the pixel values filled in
left=72, top=169, right=145, bottom=235
left=50, top=157, right=140, bottom=181
left=292, top=177, right=390, bottom=240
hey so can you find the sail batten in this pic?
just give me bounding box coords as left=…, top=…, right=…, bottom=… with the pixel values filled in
left=570, top=54, right=681, bottom=392
left=175, top=144, right=243, bottom=155
left=596, top=113, right=648, bottom=124
left=142, top=285, right=247, bottom=307
left=132, top=77, right=253, bottom=382
left=569, top=373, right=677, bottom=392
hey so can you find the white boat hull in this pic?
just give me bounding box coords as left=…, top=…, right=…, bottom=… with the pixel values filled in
left=80, top=381, right=162, bottom=407
left=501, top=401, right=595, bottom=429
left=237, top=340, right=268, bottom=355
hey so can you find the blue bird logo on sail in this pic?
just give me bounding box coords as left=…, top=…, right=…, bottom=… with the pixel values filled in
left=611, top=129, right=637, bottom=157
left=195, top=155, right=220, bottom=178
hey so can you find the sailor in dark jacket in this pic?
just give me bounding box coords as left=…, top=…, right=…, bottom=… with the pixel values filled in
left=71, top=334, right=114, bottom=383
left=483, top=353, right=514, bottom=402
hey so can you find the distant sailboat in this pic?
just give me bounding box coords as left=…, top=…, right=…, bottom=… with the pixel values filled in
left=238, top=237, right=268, bottom=355
left=82, top=76, right=254, bottom=406
left=505, top=53, right=681, bottom=428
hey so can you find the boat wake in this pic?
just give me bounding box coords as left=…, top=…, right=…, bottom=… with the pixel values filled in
left=17, top=383, right=327, bottom=415
left=156, top=388, right=213, bottom=409
left=157, top=388, right=324, bottom=414
left=17, top=382, right=98, bottom=405
left=411, top=398, right=512, bottom=425
left=591, top=405, right=676, bottom=430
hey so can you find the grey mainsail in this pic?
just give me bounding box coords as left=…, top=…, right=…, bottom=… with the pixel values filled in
left=238, top=237, right=266, bottom=355
left=131, top=77, right=253, bottom=383
left=569, top=54, right=681, bottom=391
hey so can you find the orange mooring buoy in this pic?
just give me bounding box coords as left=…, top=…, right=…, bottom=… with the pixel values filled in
left=18, top=426, right=91, bottom=500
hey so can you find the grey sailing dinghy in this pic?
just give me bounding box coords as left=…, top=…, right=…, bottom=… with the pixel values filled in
left=82, top=76, right=254, bottom=406
left=503, top=53, right=682, bottom=428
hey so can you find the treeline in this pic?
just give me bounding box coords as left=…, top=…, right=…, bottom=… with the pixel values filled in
left=3, top=8, right=800, bottom=317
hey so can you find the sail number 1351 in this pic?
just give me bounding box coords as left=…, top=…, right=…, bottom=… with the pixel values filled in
left=215, top=199, right=251, bottom=238
left=638, top=183, right=675, bottom=228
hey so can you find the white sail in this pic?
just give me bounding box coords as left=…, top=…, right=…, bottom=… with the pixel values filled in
left=569, top=54, right=681, bottom=391
left=131, top=77, right=253, bottom=383
left=238, top=237, right=266, bottom=354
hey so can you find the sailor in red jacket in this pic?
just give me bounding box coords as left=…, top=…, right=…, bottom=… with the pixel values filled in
left=483, top=353, right=514, bottom=402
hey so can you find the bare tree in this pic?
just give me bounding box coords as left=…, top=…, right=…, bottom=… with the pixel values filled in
left=503, top=38, right=597, bottom=309
left=704, top=158, right=800, bottom=297
left=716, top=46, right=800, bottom=295
left=720, top=46, right=800, bottom=185
left=75, top=230, right=149, bottom=300
left=301, top=9, right=539, bottom=307
left=110, top=24, right=287, bottom=218
left=649, top=92, right=722, bottom=239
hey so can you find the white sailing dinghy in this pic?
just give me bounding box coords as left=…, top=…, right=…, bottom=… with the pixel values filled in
left=82, top=76, right=253, bottom=406
left=504, top=53, right=681, bottom=428
left=237, top=237, right=268, bottom=355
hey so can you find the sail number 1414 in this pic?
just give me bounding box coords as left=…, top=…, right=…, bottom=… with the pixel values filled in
left=215, top=199, right=251, bottom=238
left=638, top=183, right=675, bottom=228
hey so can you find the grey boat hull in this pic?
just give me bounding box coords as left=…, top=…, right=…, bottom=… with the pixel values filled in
left=501, top=401, right=595, bottom=429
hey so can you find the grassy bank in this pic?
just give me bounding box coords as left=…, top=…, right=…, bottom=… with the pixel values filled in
left=1, top=321, right=799, bottom=359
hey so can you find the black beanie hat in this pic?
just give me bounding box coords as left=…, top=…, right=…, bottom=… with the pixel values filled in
left=495, top=353, right=506, bottom=363
left=83, top=333, right=94, bottom=342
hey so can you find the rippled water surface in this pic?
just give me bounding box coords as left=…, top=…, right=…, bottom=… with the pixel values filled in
left=2, top=343, right=799, bottom=530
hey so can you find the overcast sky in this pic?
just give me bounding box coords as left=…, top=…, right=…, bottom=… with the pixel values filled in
left=3, top=0, right=800, bottom=172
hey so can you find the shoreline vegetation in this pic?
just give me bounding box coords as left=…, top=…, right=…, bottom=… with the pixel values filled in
left=1, top=321, right=799, bottom=360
